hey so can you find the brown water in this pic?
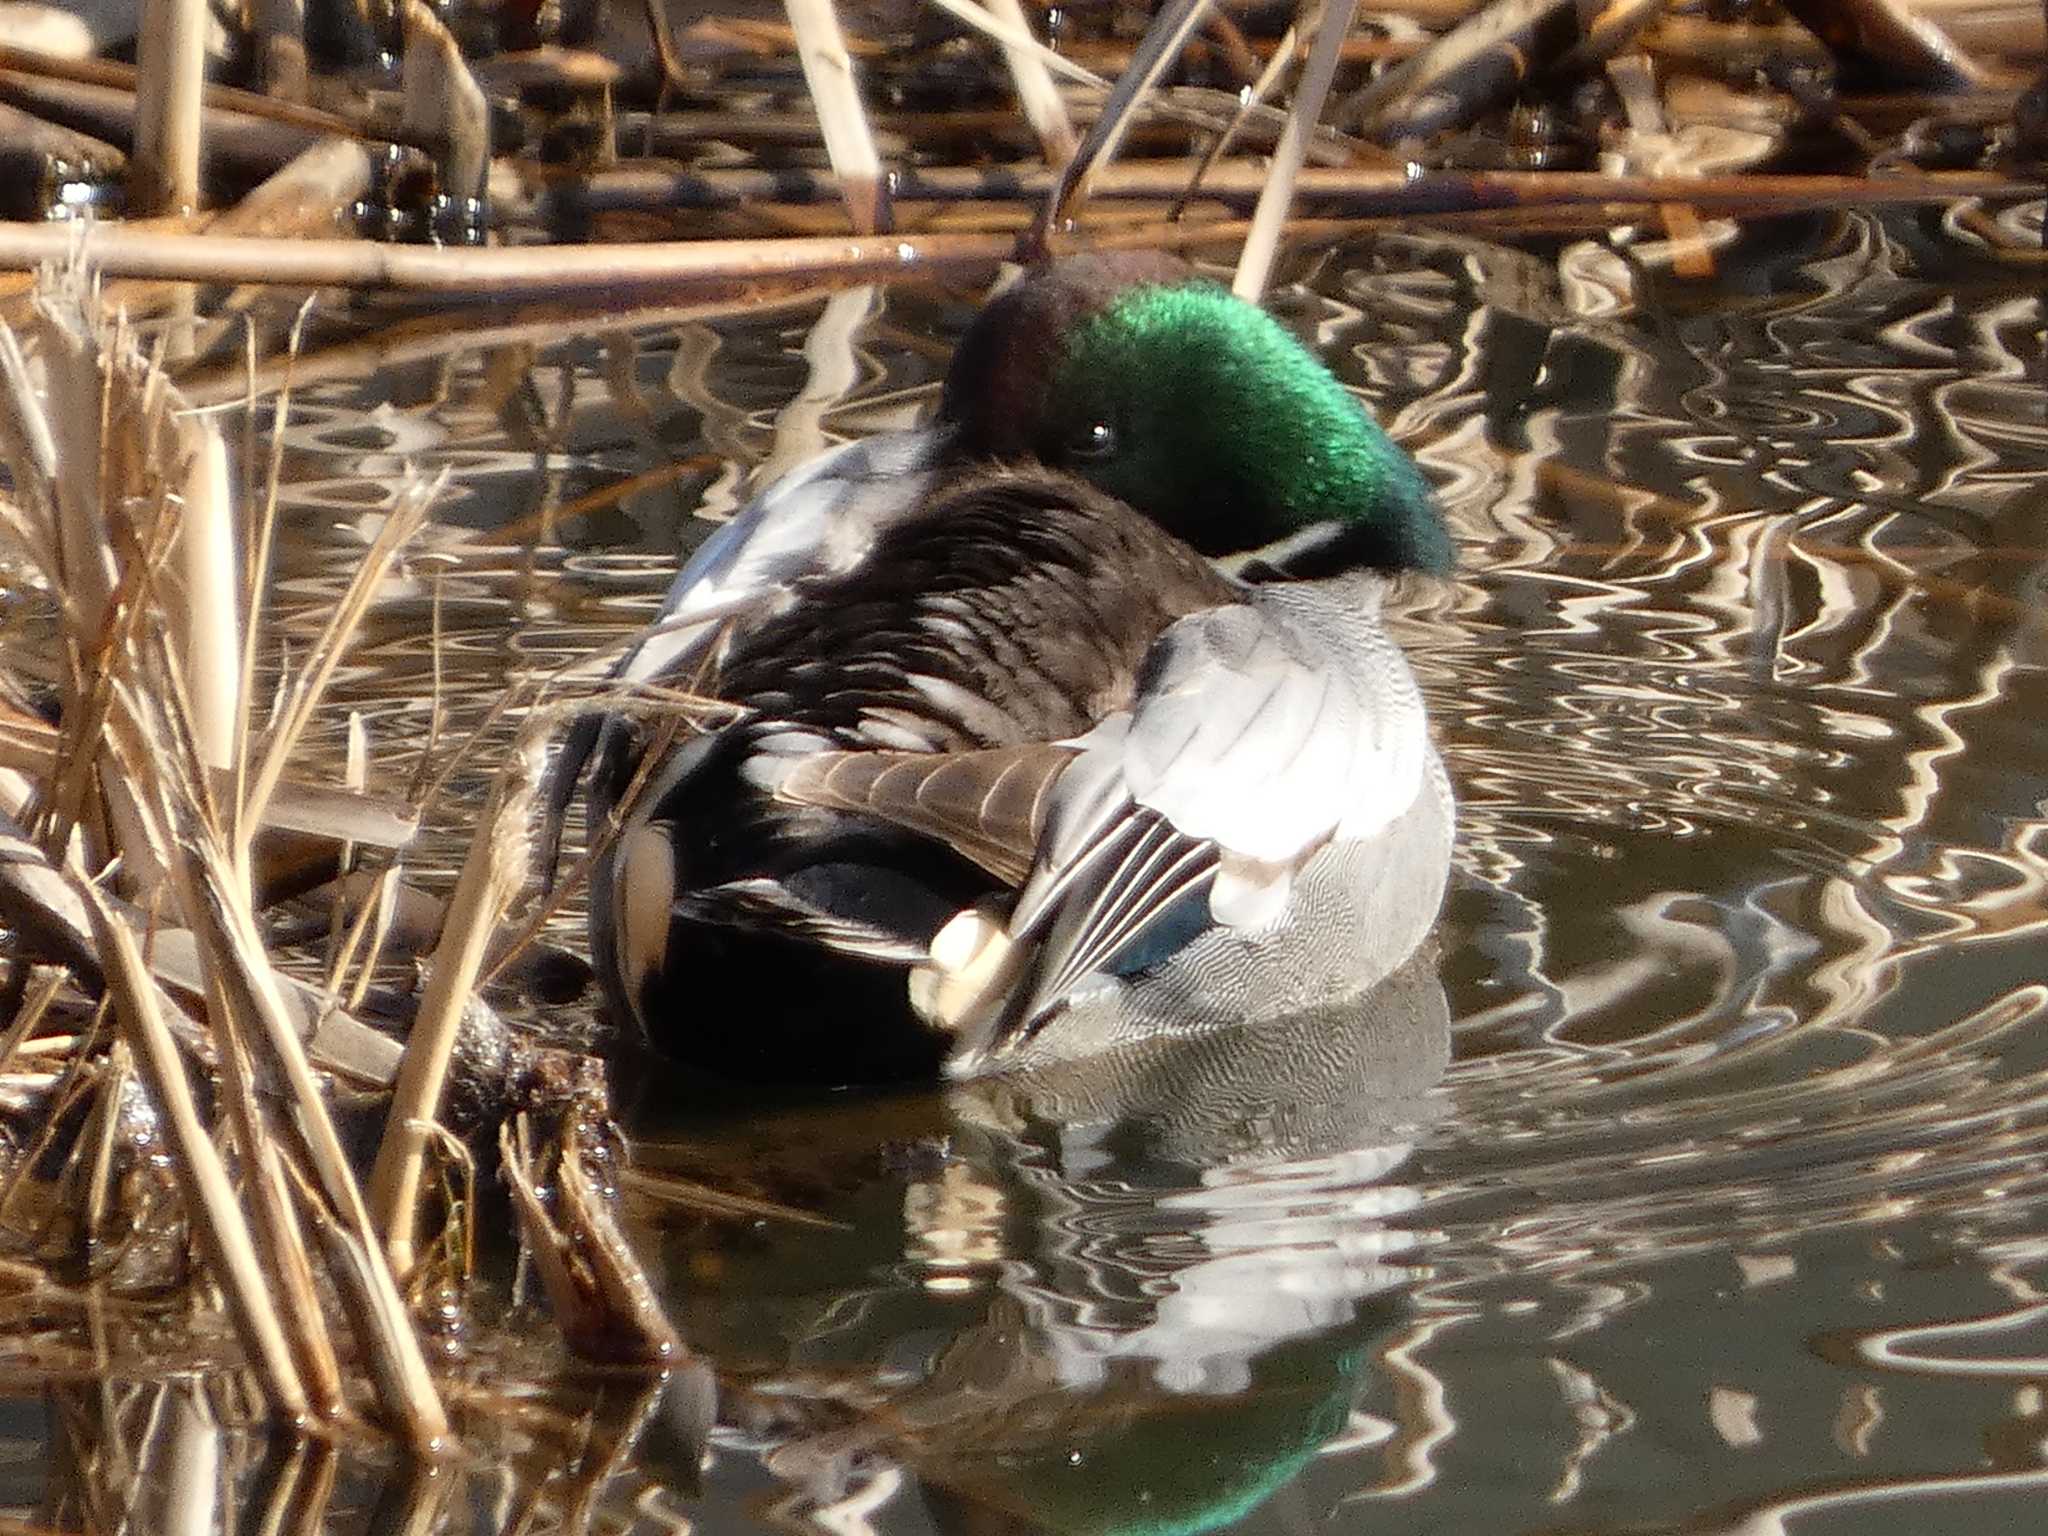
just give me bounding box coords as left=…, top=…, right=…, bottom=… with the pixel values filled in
left=18, top=206, right=2048, bottom=1532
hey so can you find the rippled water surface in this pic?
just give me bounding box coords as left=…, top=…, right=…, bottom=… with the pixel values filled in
left=149, top=209, right=2048, bottom=1530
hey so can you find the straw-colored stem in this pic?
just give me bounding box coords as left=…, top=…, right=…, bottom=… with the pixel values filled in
left=1032, top=0, right=1214, bottom=251
left=562, top=155, right=2037, bottom=215
left=982, top=0, right=1077, bottom=166
left=1234, top=0, right=1356, bottom=301
left=919, top=0, right=1108, bottom=88
left=367, top=730, right=544, bottom=1280
left=185, top=838, right=449, bottom=1449
left=31, top=294, right=164, bottom=894
left=133, top=727, right=344, bottom=1413
left=0, top=43, right=370, bottom=139
left=164, top=406, right=240, bottom=772
left=76, top=877, right=308, bottom=1418
left=894, top=3, right=1357, bottom=155
left=244, top=1137, right=348, bottom=1414
left=0, top=968, right=65, bottom=1079
left=0, top=222, right=1019, bottom=297
left=399, top=0, right=489, bottom=204
left=231, top=298, right=311, bottom=874
left=783, top=0, right=887, bottom=232
left=131, top=0, right=208, bottom=214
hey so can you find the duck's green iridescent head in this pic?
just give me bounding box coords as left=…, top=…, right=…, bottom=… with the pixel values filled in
left=940, top=252, right=1450, bottom=576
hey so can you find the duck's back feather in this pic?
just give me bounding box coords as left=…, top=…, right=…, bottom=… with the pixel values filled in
left=709, top=467, right=1238, bottom=755
left=599, top=467, right=1238, bottom=1052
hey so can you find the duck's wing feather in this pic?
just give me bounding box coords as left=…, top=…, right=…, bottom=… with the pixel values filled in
left=680, top=877, right=935, bottom=965
left=943, top=578, right=1433, bottom=1072
left=622, top=429, right=945, bottom=689
left=541, top=429, right=945, bottom=886
left=773, top=744, right=1076, bottom=888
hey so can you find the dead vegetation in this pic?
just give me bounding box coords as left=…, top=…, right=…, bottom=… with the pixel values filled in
left=0, top=267, right=687, bottom=1478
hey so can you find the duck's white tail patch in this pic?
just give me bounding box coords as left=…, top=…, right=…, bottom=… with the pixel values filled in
left=1210, top=852, right=1295, bottom=929
left=908, top=905, right=1015, bottom=1031
left=616, top=823, right=677, bottom=1006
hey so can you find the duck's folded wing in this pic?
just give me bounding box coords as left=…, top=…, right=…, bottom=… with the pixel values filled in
left=621, top=428, right=945, bottom=689
left=540, top=428, right=945, bottom=885
left=772, top=744, right=1076, bottom=888
left=941, top=586, right=1433, bottom=1071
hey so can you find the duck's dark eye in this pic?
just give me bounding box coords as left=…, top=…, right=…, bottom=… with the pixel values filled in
left=1068, top=420, right=1118, bottom=461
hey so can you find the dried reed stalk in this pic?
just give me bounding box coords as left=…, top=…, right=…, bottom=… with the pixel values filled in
left=107, top=379, right=352, bottom=1411
left=31, top=289, right=162, bottom=896
left=180, top=837, right=449, bottom=1447
left=76, top=876, right=309, bottom=1415
left=0, top=170, right=1957, bottom=296
left=1235, top=0, right=1355, bottom=301
left=981, top=0, right=1078, bottom=166
left=0, top=271, right=456, bottom=1441
left=131, top=0, right=208, bottom=214
left=0, top=808, right=405, bottom=1087
left=1031, top=0, right=1215, bottom=250
left=0, top=224, right=1027, bottom=296
left=215, top=137, right=376, bottom=240
left=399, top=0, right=489, bottom=204
left=902, top=1, right=1354, bottom=158
left=0, top=68, right=326, bottom=183
left=556, top=156, right=2037, bottom=223
left=783, top=0, right=887, bottom=232
left=0, top=43, right=366, bottom=139
left=162, top=408, right=239, bottom=770
left=919, top=0, right=1107, bottom=89
left=368, top=728, right=547, bottom=1279
left=0, top=707, right=418, bottom=847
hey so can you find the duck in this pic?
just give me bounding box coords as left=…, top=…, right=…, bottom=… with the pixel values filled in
left=546, top=250, right=1455, bottom=1085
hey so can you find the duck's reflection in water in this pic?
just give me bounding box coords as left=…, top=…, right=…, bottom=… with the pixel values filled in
left=676, top=953, right=1450, bottom=1535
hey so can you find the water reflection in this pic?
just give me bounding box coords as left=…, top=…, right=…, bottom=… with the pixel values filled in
left=633, top=957, right=1448, bottom=1533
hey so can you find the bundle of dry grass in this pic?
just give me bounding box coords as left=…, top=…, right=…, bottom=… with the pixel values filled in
left=0, top=262, right=678, bottom=1449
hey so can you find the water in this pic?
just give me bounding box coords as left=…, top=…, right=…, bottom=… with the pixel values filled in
left=17, top=206, right=2048, bottom=1532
